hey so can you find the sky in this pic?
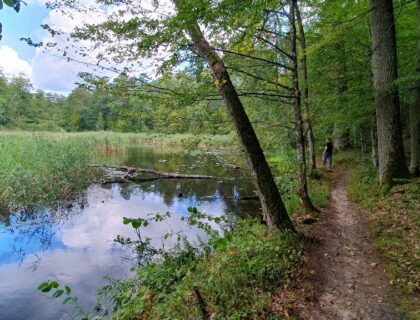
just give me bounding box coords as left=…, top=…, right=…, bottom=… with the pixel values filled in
left=0, top=1, right=95, bottom=94
left=0, top=0, right=174, bottom=94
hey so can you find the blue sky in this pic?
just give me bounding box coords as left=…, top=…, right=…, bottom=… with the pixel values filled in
left=1, top=2, right=48, bottom=62
left=0, top=1, right=161, bottom=93
left=0, top=1, right=92, bottom=93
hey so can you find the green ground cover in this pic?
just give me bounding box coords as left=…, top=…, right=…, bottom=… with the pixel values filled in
left=341, top=153, right=420, bottom=320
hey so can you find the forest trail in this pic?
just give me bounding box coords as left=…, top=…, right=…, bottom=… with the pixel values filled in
left=297, top=172, right=402, bottom=320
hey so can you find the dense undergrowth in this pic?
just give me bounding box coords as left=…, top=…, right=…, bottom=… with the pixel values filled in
left=267, top=149, right=332, bottom=214
left=108, top=219, right=302, bottom=319
left=41, top=216, right=302, bottom=320
left=341, top=153, right=420, bottom=320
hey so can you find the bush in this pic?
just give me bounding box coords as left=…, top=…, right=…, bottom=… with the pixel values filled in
left=102, top=217, right=302, bottom=320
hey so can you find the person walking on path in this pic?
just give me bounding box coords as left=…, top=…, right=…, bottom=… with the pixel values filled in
left=322, top=138, right=333, bottom=170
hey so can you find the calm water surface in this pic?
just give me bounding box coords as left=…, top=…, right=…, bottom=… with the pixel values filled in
left=0, top=146, right=259, bottom=320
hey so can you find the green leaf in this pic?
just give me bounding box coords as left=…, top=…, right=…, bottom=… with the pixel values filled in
left=63, top=297, right=73, bottom=305
left=52, top=290, right=64, bottom=298
left=131, top=219, right=141, bottom=229
left=123, top=217, right=131, bottom=225
left=50, top=281, right=59, bottom=288
left=3, top=0, right=13, bottom=7
left=64, top=285, right=71, bottom=295
left=38, top=282, right=49, bottom=290
left=41, top=285, right=52, bottom=293
left=37, top=282, right=50, bottom=292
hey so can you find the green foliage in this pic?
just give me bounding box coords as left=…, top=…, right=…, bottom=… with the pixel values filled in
left=0, top=72, right=231, bottom=135
left=37, top=210, right=302, bottom=319
left=38, top=281, right=96, bottom=320
left=103, top=217, right=302, bottom=319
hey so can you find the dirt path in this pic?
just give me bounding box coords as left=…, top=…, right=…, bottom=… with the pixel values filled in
left=297, top=172, right=402, bottom=320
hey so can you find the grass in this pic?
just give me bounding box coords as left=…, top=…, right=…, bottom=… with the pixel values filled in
left=0, top=131, right=235, bottom=209
left=341, top=152, right=420, bottom=320
left=267, top=149, right=332, bottom=215
left=0, top=132, right=98, bottom=208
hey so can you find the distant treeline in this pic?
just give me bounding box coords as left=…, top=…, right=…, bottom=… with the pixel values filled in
left=0, top=72, right=232, bottom=134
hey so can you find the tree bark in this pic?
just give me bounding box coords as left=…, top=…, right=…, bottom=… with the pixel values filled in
left=173, top=0, right=295, bottom=232
left=371, top=110, right=379, bottom=167
left=410, top=0, right=420, bottom=176
left=290, top=0, right=318, bottom=212
left=295, top=1, right=317, bottom=175
left=369, top=0, right=409, bottom=187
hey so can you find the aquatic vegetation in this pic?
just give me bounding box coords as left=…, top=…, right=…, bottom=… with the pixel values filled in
left=0, top=132, right=97, bottom=208
left=0, top=131, right=235, bottom=209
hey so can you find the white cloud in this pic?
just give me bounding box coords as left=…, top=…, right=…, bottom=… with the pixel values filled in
left=0, top=46, right=32, bottom=79
left=30, top=4, right=109, bottom=93
left=28, top=0, right=176, bottom=92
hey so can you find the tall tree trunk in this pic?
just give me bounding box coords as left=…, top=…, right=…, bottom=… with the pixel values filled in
left=290, top=0, right=318, bottom=212
left=295, top=2, right=316, bottom=175
left=359, top=125, right=367, bottom=154
left=371, top=110, right=379, bottom=167
left=173, top=0, right=295, bottom=232
left=369, top=0, right=409, bottom=187
left=411, top=0, right=420, bottom=176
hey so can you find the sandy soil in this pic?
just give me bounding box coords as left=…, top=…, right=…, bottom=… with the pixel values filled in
left=296, top=172, right=403, bottom=320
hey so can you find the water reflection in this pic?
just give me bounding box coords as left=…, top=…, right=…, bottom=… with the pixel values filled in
left=0, top=146, right=259, bottom=320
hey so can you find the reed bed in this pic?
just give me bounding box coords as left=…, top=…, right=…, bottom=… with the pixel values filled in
left=0, top=131, right=234, bottom=209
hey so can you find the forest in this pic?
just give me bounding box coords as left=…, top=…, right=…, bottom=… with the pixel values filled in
left=0, top=0, right=419, bottom=319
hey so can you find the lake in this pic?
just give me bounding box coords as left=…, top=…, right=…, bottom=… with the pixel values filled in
left=0, top=145, right=259, bottom=320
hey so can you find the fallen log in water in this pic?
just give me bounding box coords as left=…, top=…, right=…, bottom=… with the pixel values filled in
left=101, top=176, right=163, bottom=185
left=227, top=195, right=259, bottom=200
left=91, top=164, right=218, bottom=180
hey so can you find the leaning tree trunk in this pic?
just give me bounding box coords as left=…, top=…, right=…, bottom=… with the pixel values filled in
left=410, top=0, right=420, bottom=176
left=290, top=0, right=318, bottom=212
left=371, top=110, right=379, bottom=167
left=296, top=2, right=316, bottom=175
left=173, top=0, right=295, bottom=232
left=369, top=0, right=409, bottom=187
